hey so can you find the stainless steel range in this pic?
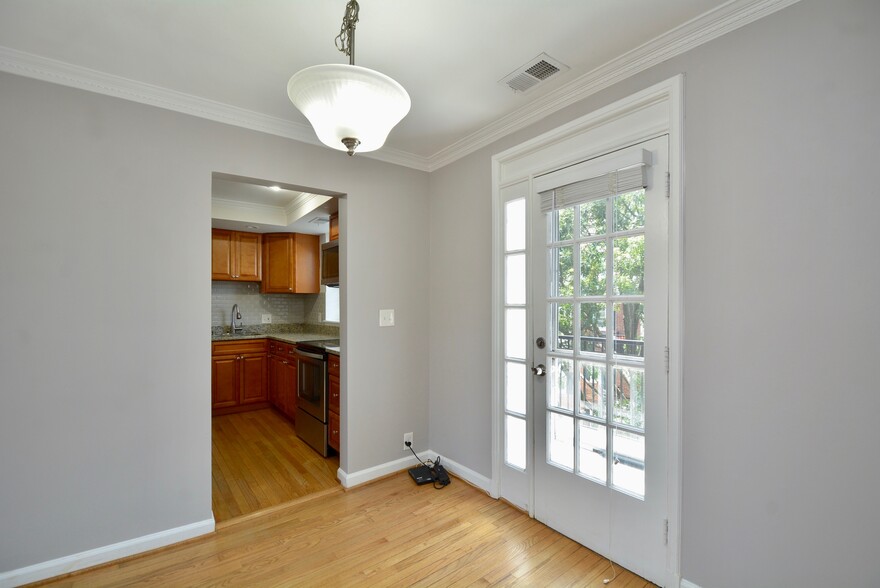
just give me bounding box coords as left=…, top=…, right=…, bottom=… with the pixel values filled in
left=294, top=339, right=338, bottom=456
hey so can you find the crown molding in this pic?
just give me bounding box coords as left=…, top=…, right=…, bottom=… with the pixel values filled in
left=212, top=197, right=285, bottom=216
left=424, top=0, right=802, bottom=171
left=0, top=45, right=432, bottom=172
left=284, top=192, right=332, bottom=224
left=0, top=0, right=798, bottom=174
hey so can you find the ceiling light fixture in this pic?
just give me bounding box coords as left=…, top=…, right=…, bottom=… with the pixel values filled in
left=269, top=185, right=281, bottom=192
left=287, top=0, right=410, bottom=156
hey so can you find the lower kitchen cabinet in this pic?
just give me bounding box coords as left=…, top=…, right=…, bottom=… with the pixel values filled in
left=268, top=340, right=298, bottom=423
left=328, top=353, right=340, bottom=451
left=211, top=339, right=268, bottom=415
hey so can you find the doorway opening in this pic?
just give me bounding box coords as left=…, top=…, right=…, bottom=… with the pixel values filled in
left=210, top=172, right=345, bottom=523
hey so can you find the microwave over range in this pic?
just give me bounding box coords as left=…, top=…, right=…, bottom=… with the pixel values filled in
left=321, top=239, right=339, bottom=286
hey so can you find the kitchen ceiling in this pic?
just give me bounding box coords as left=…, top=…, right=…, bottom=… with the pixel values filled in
left=0, top=1, right=792, bottom=170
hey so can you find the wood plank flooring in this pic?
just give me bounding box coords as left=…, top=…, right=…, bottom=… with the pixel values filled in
left=37, top=472, right=656, bottom=587
left=212, top=408, right=340, bottom=522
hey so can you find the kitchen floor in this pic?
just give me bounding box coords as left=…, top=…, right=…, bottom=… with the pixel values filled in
left=212, top=409, right=340, bottom=522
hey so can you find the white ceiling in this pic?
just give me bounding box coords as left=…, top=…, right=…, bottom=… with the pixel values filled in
left=0, top=0, right=797, bottom=231
left=211, top=175, right=338, bottom=235
left=0, top=0, right=772, bottom=169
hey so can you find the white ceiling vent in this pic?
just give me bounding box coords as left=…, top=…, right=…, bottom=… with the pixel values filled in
left=499, top=53, right=569, bottom=93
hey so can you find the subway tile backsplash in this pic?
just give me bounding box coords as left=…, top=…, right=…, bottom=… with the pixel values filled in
left=211, top=281, right=324, bottom=328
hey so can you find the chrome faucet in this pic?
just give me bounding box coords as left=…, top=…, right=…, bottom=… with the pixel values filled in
left=231, top=304, right=243, bottom=334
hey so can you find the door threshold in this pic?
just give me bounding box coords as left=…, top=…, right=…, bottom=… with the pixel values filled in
left=215, top=486, right=343, bottom=531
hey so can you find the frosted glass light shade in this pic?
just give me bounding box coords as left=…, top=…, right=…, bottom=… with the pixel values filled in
left=287, top=64, right=410, bottom=154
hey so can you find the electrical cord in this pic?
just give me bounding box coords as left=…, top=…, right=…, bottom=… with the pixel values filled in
left=407, top=442, right=434, bottom=468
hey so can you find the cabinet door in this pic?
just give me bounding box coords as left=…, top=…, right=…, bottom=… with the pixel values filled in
left=236, top=232, right=262, bottom=281
left=329, top=410, right=340, bottom=451
left=329, top=212, right=339, bottom=241
left=283, top=360, right=298, bottom=422
left=212, top=355, right=239, bottom=409
left=268, top=354, right=281, bottom=408
left=262, top=234, right=293, bottom=293
left=293, top=233, right=320, bottom=293
left=329, top=373, right=340, bottom=414
left=240, top=353, right=267, bottom=404
left=211, top=229, right=234, bottom=280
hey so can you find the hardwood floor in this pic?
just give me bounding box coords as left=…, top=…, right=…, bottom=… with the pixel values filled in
left=37, top=472, right=656, bottom=587
left=212, top=408, right=340, bottom=522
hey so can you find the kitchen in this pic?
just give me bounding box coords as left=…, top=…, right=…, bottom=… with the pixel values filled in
left=210, top=174, right=342, bottom=522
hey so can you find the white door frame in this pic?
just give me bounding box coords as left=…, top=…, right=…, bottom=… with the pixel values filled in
left=490, top=75, right=684, bottom=588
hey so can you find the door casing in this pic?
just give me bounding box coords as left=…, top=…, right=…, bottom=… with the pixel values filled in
left=490, top=75, right=684, bottom=588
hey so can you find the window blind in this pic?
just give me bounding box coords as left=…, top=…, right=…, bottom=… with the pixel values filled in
left=539, top=164, right=647, bottom=213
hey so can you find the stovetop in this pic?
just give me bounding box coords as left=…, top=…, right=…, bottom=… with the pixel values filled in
left=297, top=339, right=340, bottom=353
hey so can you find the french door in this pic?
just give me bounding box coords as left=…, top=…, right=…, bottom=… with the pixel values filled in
left=531, top=137, right=669, bottom=584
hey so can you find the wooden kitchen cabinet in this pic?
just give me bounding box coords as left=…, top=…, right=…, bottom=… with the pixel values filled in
left=212, top=229, right=262, bottom=282
left=261, top=233, right=319, bottom=294
left=329, top=212, right=339, bottom=241
left=328, top=353, right=340, bottom=451
left=268, top=340, right=298, bottom=423
left=211, top=339, right=268, bottom=415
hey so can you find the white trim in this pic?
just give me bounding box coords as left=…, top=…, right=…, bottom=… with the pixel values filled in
left=336, top=451, right=492, bottom=494
left=681, top=580, right=703, bottom=588
left=212, top=197, right=286, bottom=216
left=0, top=45, right=430, bottom=172
left=0, top=0, right=798, bottom=173
left=336, top=453, right=431, bottom=489
left=421, top=452, right=493, bottom=494
left=665, top=73, right=686, bottom=588
left=490, top=160, right=504, bottom=500
left=491, top=75, right=684, bottom=588
left=0, top=518, right=214, bottom=588
left=427, top=0, right=799, bottom=170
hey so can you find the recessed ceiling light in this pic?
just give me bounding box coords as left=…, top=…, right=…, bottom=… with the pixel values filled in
left=246, top=225, right=259, bottom=229
left=269, top=186, right=281, bottom=192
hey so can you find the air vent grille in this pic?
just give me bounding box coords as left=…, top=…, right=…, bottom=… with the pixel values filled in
left=525, top=60, right=559, bottom=80
left=499, top=53, right=569, bottom=93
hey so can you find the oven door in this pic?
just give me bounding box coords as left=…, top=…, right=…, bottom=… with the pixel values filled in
left=296, top=349, right=327, bottom=422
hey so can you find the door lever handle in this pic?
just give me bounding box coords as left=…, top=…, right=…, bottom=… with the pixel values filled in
left=531, top=364, right=546, bottom=377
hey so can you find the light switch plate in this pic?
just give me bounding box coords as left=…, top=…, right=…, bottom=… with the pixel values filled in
left=261, top=314, right=272, bottom=324
left=379, top=309, right=395, bottom=327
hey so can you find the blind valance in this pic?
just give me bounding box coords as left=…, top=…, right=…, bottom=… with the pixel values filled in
left=539, top=164, right=647, bottom=213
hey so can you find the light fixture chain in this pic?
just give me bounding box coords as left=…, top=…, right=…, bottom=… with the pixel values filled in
left=334, top=0, right=360, bottom=65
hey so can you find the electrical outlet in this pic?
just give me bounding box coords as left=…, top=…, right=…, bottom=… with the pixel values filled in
left=261, top=314, right=272, bottom=324
left=380, top=309, right=395, bottom=327
left=403, top=432, right=413, bottom=451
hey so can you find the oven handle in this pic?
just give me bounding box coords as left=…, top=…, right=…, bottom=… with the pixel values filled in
left=296, top=349, right=326, bottom=361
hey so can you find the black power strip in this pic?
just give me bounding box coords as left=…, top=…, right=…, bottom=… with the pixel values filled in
left=406, top=441, right=451, bottom=488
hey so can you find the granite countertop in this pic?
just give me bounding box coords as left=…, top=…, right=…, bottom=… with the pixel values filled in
left=212, top=331, right=340, bottom=354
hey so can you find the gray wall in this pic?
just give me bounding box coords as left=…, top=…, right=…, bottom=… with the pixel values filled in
left=0, top=71, right=430, bottom=572
left=427, top=1, right=880, bottom=586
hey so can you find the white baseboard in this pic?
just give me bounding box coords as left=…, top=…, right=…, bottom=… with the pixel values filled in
left=0, top=517, right=215, bottom=588
left=680, top=579, right=702, bottom=588
left=421, top=451, right=492, bottom=494
left=337, top=452, right=431, bottom=488
left=337, top=450, right=493, bottom=495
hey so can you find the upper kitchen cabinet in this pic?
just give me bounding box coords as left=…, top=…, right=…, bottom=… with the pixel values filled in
left=261, top=233, right=320, bottom=294
left=212, top=229, right=262, bottom=282
left=329, top=212, right=339, bottom=242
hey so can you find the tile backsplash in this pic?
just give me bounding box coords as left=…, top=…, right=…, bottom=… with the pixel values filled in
left=211, top=281, right=325, bottom=328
